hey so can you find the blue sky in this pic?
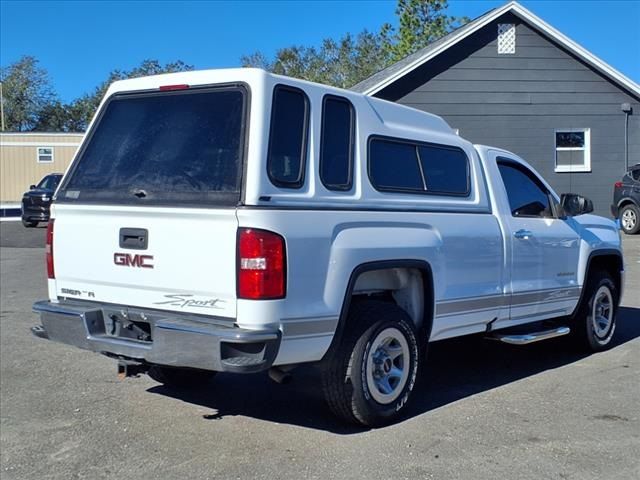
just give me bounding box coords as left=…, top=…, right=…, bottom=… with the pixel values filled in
left=1, top=0, right=639, bottom=102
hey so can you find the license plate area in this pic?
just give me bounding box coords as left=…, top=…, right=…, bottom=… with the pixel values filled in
left=102, top=308, right=152, bottom=343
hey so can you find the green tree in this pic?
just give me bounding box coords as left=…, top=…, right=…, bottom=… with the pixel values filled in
left=31, top=99, right=89, bottom=132
left=384, top=0, right=469, bottom=62
left=242, top=30, right=390, bottom=89
left=242, top=0, right=467, bottom=88
left=0, top=55, right=56, bottom=131
left=31, top=101, right=69, bottom=132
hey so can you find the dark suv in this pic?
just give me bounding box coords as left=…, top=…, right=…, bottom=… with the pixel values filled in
left=612, top=164, right=640, bottom=234
left=21, top=173, right=63, bottom=227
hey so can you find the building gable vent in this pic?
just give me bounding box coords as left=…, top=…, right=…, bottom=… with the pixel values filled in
left=498, top=23, right=516, bottom=54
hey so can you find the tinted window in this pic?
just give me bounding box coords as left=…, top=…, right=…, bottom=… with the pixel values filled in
left=320, top=96, right=354, bottom=190
left=38, top=175, right=62, bottom=190
left=418, top=145, right=469, bottom=194
left=369, top=139, right=423, bottom=191
left=498, top=162, right=552, bottom=218
left=268, top=85, right=309, bottom=188
left=60, top=87, right=246, bottom=206
left=632, top=169, right=640, bottom=182
left=556, top=131, right=585, bottom=148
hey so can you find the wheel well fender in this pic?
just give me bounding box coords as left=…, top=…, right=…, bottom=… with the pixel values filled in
left=617, top=198, right=639, bottom=210
left=322, top=260, right=434, bottom=361
left=572, top=250, right=623, bottom=317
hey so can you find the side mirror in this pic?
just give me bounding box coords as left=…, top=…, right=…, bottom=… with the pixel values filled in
left=29, top=184, right=36, bottom=190
left=560, top=193, right=594, bottom=217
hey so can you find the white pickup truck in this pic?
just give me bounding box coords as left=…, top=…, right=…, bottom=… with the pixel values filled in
left=32, top=69, right=624, bottom=426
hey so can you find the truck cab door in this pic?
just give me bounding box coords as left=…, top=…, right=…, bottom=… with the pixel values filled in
left=494, top=158, right=581, bottom=325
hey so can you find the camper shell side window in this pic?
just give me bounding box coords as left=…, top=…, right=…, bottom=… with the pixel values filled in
left=368, top=136, right=470, bottom=197
left=267, top=84, right=310, bottom=189
left=319, top=95, right=355, bottom=191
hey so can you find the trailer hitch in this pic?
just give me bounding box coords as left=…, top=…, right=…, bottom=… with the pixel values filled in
left=117, top=360, right=150, bottom=379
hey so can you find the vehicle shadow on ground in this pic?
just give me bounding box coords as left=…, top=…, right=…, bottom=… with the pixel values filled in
left=147, top=306, right=640, bottom=434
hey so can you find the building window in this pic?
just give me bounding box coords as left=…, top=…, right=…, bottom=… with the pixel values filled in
left=37, top=147, right=54, bottom=163
left=498, top=24, right=516, bottom=54
left=555, top=129, right=591, bottom=172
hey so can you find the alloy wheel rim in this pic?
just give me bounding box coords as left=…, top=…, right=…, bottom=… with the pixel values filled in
left=366, top=327, right=410, bottom=404
left=621, top=209, right=637, bottom=230
left=591, top=286, right=613, bottom=339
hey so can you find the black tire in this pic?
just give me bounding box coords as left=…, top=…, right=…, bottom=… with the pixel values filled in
left=619, top=204, right=640, bottom=234
left=320, top=300, right=420, bottom=427
left=571, top=271, right=618, bottom=352
left=22, top=219, right=37, bottom=228
left=147, top=366, right=216, bottom=389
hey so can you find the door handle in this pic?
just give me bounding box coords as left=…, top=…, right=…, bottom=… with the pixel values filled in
left=119, top=228, right=148, bottom=250
left=514, top=229, right=533, bottom=239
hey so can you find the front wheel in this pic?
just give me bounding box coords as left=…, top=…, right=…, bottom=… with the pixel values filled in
left=619, top=204, right=640, bottom=234
left=571, top=271, right=618, bottom=352
left=321, top=300, right=420, bottom=427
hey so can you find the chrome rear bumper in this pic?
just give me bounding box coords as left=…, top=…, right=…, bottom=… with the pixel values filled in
left=32, top=300, right=281, bottom=373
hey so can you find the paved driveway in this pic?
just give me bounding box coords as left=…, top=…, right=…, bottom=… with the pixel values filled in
left=1, top=222, right=638, bottom=479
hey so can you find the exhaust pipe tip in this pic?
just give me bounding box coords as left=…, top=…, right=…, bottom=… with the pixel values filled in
left=268, top=367, right=292, bottom=385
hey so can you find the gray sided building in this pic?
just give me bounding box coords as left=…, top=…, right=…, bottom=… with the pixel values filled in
left=352, top=1, right=640, bottom=217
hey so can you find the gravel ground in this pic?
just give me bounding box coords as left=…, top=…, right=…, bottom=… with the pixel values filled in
left=1, top=221, right=638, bottom=479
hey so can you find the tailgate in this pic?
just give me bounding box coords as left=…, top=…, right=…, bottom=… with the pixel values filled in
left=48, top=84, right=249, bottom=319
left=52, top=204, right=238, bottom=318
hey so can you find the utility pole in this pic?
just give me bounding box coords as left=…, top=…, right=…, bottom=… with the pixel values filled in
left=0, top=82, right=5, bottom=131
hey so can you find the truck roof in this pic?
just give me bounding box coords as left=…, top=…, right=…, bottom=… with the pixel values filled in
left=105, top=68, right=456, bottom=138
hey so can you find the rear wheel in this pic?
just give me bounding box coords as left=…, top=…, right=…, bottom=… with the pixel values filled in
left=321, top=300, right=420, bottom=427
left=147, top=366, right=216, bottom=389
left=22, top=219, right=37, bottom=228
left=571, top=271, right=618, bottom=352
left=619, top=204, right=640, bottom=234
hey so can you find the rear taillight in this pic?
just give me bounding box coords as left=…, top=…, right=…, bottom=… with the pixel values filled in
left=614, top=181, right=623, bottom=188
left=46, top=220, right=55, bottom=279
left=238, top=228, right=285, bottom=299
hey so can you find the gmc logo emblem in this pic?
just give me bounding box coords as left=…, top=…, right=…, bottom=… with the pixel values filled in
left=114, top=253, right=154, bottom=269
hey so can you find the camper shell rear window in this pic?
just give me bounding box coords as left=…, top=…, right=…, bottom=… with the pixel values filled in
left=57, top=84, right=248, bottom=207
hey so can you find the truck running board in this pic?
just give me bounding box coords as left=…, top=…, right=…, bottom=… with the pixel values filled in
left=487, top=326, right=571, bottom=345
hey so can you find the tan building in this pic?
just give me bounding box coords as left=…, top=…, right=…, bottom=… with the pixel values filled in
left=0, top=132, right=83, bottom=203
